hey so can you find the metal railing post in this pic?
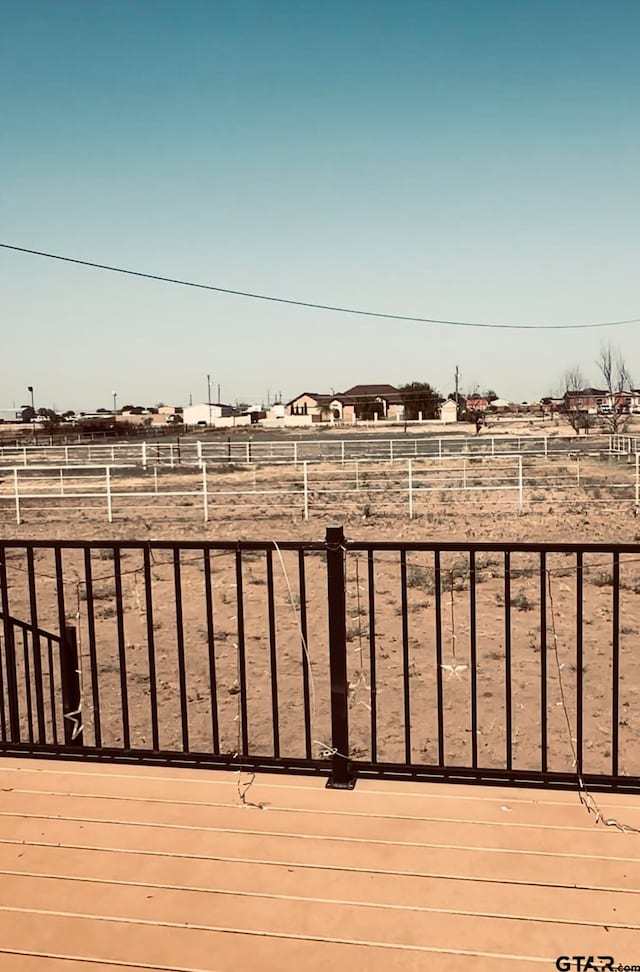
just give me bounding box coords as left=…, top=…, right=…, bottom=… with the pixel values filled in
left=325, top=525, right=355, bottom=789
left=408, top=458, right=413, bottom=518
left=61, top=625, right=83, bottom=747
left=0, top=553, right=20, bottom=741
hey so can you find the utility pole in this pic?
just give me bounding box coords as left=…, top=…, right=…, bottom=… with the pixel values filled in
left=455, top=366, right=460, bottom=413
left=207, top=374, right=212, bottom=426
left=217, top=383, right=221, bottom=404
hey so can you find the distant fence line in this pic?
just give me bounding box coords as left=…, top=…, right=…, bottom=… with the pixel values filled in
left=0, top=432, right=617, bottom=470
left=1, top=452, right=639, bottom=524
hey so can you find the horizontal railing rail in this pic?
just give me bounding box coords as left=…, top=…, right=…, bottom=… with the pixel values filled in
left=1, top=530, right=639, bottom=792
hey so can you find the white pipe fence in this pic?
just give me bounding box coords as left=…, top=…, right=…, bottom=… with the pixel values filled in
left=0, top=432, right=617, bottom=470
left=1, top=453, right=638, bottom=524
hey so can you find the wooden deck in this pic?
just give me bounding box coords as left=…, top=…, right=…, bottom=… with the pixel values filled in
left=0, top=758, right=639, bottom=970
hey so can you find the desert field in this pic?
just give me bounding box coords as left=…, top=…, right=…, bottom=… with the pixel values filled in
left=2, top=441, right=640, bottom=788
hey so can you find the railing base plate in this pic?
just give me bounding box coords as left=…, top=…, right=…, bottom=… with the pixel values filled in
left=326, top=773, right=357, bottom=790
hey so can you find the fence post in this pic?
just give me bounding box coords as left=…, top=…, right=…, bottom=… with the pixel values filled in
left=518, top=455, right=523, bottom=509
left=390, top=440, right=394, bottom=465
left=544, top=436, right=548, bottom=458
left=14, top=468, right=20, bottom=525
left=325, top=525, right=355, bottom=789
left=64, top=445, right=69, bottom=465
left=202, top=462, right=209, bottom=522
left=294, top=441, right=298, bottom=467
left=170, top=444, right=175, bottom=468
left=106, top=467, right=113, bottom=523
left=341, top=441, right=345, bottom=465
left=438, top=438, right=442, bottom=459
left=196, top=440, right=202, bottom=468
left=142, top=441, right=148, bottom=470
left=61, top=625, right=83, bottom=747
left=462, top=457, right=467, bottom=490
left=576, top=456, right=580, bottom=487
left=303, top=461, right=309, bottom=520
left=491, top=437, right=495, bottom=457
left=408, top=458, right=413, bottom=518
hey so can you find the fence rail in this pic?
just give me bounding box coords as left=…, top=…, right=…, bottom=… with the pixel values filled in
left=1, top=531, right=640, bottom=792
left=2, top=452, right=639, bottom=523
left=0, top=432, right=614, bottom=469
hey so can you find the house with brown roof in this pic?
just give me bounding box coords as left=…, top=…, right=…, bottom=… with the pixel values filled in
left=336, top=384, right=403, bottom=421
left=286, top=385, right=404, bottom=423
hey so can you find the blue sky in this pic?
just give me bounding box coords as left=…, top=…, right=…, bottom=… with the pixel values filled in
left=2, top=0, right=639, bottom=410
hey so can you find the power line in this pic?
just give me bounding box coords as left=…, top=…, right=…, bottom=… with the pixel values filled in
left=2, top=241, right=639, bottom=331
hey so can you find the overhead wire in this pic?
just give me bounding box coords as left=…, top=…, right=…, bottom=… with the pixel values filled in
left=2, top=242, right=639, bottom=331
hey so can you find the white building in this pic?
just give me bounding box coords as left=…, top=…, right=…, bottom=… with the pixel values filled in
left=183, top=402, right=233, bottom=426
left=440, top=400, right=458, bottom=424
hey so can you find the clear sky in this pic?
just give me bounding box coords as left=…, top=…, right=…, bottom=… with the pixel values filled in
left=2, top=0, right=639, bottom=411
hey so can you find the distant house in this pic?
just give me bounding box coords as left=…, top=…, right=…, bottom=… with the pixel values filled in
left=562, top=389, right=607, bottom=416
left=487, top=398, right=511, bottom=412
left=337, top=384, right=404, bottom=421
left=286, top=384, right=406, bottom=422
left=285, top=393, right=336, bottom=421
left=465, top=396, right=489, bottom=412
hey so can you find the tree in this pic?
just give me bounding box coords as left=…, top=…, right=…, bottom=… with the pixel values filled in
left=597, top=343, right=633, bottom=433
left=484, top=389, right=498, bottom=403
left=399, top=382, right=441, bottom=420
left=36, top=407, right=62, bottom=428
left=558, top=366, right=592, bottom=434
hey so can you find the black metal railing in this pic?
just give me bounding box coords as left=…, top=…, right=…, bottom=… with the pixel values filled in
left=1, top=529, right=639, bottom=792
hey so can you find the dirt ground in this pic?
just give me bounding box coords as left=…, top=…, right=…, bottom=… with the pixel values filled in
left=2, top=449, right=640, bottom=784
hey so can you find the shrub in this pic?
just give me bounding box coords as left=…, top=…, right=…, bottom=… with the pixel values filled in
left=510, top=589, right=535, bottom=611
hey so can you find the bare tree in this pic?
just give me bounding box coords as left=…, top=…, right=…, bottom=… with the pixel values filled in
left=559, top=366, right=592, bottom=434
left=597, top=343, right=633, bottom=433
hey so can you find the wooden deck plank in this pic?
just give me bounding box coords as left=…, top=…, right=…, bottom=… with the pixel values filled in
left=3, top=790, right=639, bottom=859
left=0, top=913, right=548, bottom=971
left=2, top=819, right=638, bottom=890
left=0, top=898, right=636, bottom=969
left=1, top=843, right=638, bottom=924
left=0, top=855, right=640, bottom=929
left=2, top=756, right=638, bottom=808
left=2, top=957, right=147, bottom=972
left=6, top=778, right=640, bottom=832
